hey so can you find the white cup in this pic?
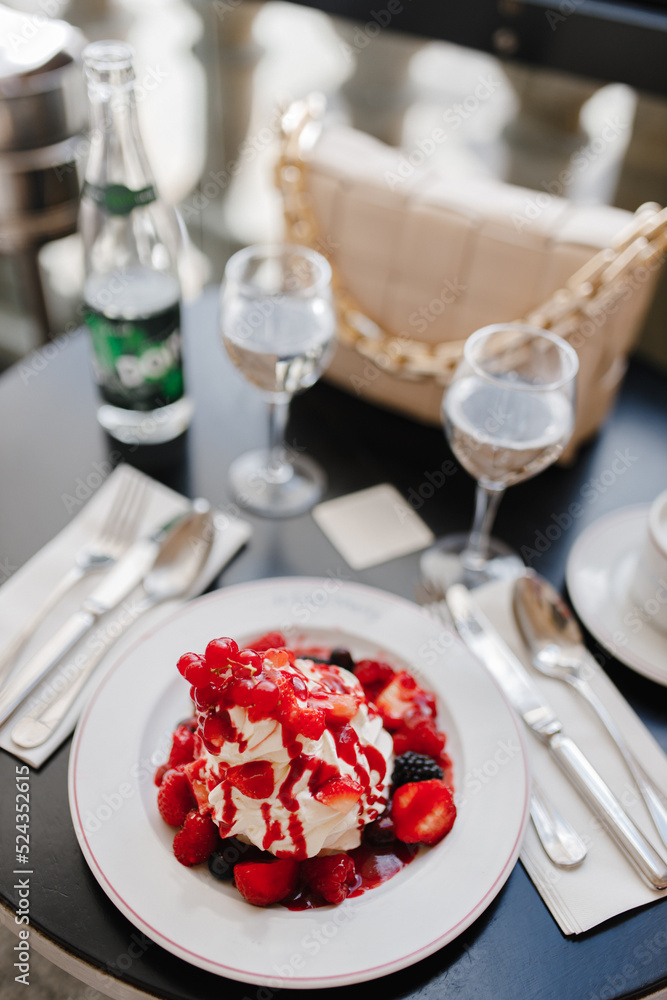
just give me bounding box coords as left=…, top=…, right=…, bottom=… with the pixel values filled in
left=630, top=490, right=667, bottom=635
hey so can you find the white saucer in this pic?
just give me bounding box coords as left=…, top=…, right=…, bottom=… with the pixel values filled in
left=566, top=505, right=667, bottom=686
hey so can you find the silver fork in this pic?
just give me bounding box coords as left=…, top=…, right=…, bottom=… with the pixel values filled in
left=0, top=469, right=148, bottom=689
left=415, top=581, right=588, bottom=868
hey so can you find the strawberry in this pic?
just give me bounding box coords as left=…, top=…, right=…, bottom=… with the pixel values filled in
left=226, top=761, right=275, bottom=800
left=302, top=853, right=357, bottom=904
left=310, top=691, right=359, bottom=724
left=390, top=779, right=456, bottom=846
left=314, top=777, right=363, bottom=814
left=353, top=659, right=396, bottom=701
left=234, top=858, right=300, bottom=906
left=183, top=757, right=210, bottom=811
left=166, top=723, right=196, bottom=769
left=173, top=810, right=219, bottom=866
left=201, top=710, right=237, bottom=751
left=392, top=714, right=446, bottom=759
left=375, top=671, right=436, bottom=730
left=158, top=768, right=196, bottom=827
left=275, top=671, right=325, bottom=741
left=249, top=631, right=285, bottom=652
left=154, top=764, right=169, bottom=786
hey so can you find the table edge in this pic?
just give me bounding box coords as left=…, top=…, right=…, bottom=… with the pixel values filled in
left=0, top=901, right=162, bottom=1000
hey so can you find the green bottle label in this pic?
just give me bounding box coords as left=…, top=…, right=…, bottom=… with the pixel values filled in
left=84, top=299, right=184, bottom=411
left=83, top=181, right=157, bottom=216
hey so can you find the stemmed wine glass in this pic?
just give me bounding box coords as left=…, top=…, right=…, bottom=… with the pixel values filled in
left=420, top=323, right=579, bottom=589
left=219, top=244, right=337, bottom=517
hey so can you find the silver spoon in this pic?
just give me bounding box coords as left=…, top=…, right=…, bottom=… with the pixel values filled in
left=11, top=500, right=216, bottom=749
left=513, top=570, right=667, bottom=852
left=529, top=778, right=588, bottom=868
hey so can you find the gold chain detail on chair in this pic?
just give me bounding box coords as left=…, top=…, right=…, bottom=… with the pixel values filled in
left=276, top=98, right=667, bottom=385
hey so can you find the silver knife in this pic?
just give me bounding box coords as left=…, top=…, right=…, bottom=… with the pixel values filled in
left=0, top=511, right=186, bottom=727
left=447, top=583, right=667, bottom=891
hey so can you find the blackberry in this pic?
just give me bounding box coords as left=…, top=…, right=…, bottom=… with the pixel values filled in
left=208, top=849, right=234, bottom=881
left=207, top=837, right=249, bottom=881
left=392, top=752, right=443, bottom=788
left=329, top=648, right=355, bottom=672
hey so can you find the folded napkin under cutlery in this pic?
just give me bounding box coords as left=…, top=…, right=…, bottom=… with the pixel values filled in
left=0, top=464, right=251, bottom=768
left=472, top=580, right=667, bottom=934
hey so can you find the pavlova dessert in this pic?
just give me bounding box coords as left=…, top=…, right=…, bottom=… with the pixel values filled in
left=155, top=633, right=456, bottom=908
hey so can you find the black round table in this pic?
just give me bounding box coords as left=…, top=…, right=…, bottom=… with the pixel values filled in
left=1, top=287, right=666, bottom=1000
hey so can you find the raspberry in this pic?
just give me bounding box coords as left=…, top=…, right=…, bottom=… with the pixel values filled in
left=173, top=810, right=219, bottom=867
left=302, top=853, right=357, bottom=905
left=166, top=723, right=195, bottom=769
left=158, top=768, right=196, bottom=827
left=234, top=858, right=300, bottom=906
left=392, top=752, right=444, bottom=788
left=390, top=780, right=456, bottom=846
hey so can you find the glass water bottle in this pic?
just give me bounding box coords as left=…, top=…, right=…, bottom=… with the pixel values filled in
left=79, top=40, right=193, bottom=445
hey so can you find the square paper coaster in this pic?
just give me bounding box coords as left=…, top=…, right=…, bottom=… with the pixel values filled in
left=312, top=484, right=435, bottom=570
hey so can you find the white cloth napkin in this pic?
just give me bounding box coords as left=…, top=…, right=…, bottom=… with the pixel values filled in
left=474, top=580, right=667, bottom=935
left=0, top=464, right=251, bottom=768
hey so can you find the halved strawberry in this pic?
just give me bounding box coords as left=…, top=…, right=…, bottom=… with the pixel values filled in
left=275, top=671, right=326, bottom=741
left=201, top=710, right=236, bottom=751
left=353, top=659, right=396, bottom=701
left=183, top=757, right=210, bottom=811
left=375, top=672, right=437, bottom=730
left=302, top=853, right=357, bottom=904
left=310, top=691, right=359, bottom=724
left=158, top=768, right=196, bottom=827
left=390, top=779, right=456, bottom=846
left=166, top=723, right=196, bottom=769
left=226, top=761, right=275, bottom=800
left=314, top=776, right=363, bottom=814
left=392, top=713, right=446, bottom=759
left=173, top=810, right=219, bottom=866
left=250, top=631, right=286, bottom=652
left=234, top=858, right=300, bottom=906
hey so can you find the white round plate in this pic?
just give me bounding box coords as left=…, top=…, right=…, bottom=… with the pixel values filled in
left=566, top=505, right=667, bottom=686
left=69, top=578, right=529, bottom=989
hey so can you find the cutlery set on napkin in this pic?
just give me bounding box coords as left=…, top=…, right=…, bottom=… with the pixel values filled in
left=0, top=464, right=251, bottom=767
left=436, top=575, right=667, bottom=934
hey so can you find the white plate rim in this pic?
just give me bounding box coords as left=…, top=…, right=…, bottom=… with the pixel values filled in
left=566, top=505, right=667, bottom=686
left=68, top=577, right=530, bottom=989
